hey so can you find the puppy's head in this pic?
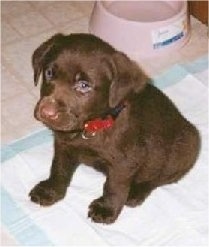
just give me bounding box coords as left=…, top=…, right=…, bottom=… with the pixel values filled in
left=32, top=33, right=147, bottom=132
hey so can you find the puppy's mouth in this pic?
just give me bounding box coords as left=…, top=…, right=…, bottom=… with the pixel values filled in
left=34, top=100, right=80, bottom=132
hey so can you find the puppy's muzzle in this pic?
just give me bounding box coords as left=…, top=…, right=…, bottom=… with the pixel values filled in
left=39, top=102, right=59, bottom=121
left=34, top=97, right=58, bottom=122
left=34, top=96, right=79, bottom=131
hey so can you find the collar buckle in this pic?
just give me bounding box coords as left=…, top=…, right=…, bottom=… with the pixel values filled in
left=82, top=130, right=96, bottom=139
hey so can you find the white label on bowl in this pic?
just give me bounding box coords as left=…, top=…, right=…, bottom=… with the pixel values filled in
left=152, top=17, right=188, bottom=49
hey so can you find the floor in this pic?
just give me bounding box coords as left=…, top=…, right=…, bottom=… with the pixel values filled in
left=1, top=1, right=208, bottom=245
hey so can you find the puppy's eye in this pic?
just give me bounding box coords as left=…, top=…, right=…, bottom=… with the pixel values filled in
left=45, top=67, right=54, bottom=81
left=73, top=80, right=92, bottom=94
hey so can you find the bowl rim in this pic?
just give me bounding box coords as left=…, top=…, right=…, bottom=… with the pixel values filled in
left=98, top=1, right=187, bottom=25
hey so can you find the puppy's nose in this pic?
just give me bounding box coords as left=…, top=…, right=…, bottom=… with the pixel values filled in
left=40, top=103, right=58, bottom=120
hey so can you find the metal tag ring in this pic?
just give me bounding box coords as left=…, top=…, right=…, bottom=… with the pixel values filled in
left=82, top=131, right=96, bottom=140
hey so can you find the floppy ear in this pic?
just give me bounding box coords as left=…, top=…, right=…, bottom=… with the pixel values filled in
left=32, top=33, right=64, bottom=86
left=109, top=52, right=147, bottom=107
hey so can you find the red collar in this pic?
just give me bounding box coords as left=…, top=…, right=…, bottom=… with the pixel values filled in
left=82, top=102, right=126, bottom=139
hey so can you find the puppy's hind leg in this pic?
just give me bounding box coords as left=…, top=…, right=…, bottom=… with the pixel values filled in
left=155, top=125, right=200, bottom=187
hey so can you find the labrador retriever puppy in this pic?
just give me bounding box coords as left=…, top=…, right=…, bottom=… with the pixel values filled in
left=30, top=33, right=200, bottom=224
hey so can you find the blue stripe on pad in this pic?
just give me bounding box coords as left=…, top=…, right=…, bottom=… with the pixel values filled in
left=183, top=54, right=208, bottom=74
left=1, top=186, right=54, bottom=245
left=1, top=129, right=53, bottom=163
left=153, top=65, right=188, bottom=89
left=153, top=55, right=208, bottom=88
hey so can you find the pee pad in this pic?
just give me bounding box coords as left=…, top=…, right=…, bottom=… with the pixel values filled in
left=1, top=56, right=208, bottom=246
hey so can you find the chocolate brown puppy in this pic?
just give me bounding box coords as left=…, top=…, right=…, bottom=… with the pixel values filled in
left=30, top=33, right=200, bottom=224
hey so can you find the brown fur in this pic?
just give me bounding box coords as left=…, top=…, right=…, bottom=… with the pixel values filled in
left=29, top=33, right=200, bottom=224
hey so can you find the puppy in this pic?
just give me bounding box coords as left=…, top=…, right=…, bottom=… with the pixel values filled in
left=30, top=33, right=200, bottom=224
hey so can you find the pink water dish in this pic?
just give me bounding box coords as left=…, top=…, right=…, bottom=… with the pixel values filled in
left=89, top=1, right=190, bottom=59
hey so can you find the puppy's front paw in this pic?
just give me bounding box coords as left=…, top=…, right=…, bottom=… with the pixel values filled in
left=29, top=180, right=65, bottom=206
left=88, top=197, right=117, bottom=224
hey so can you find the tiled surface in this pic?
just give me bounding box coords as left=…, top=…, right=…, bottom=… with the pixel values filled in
left=0, top=1, right=208, bottom=245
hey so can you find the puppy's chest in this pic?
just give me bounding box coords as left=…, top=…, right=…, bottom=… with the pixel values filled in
left=82, top=130, right=131, bottom=159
